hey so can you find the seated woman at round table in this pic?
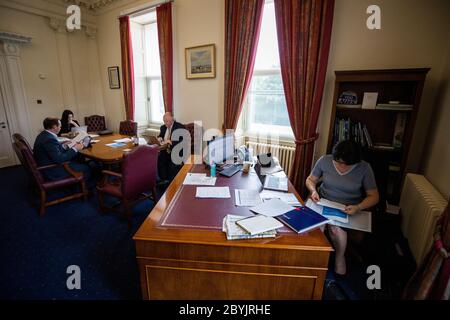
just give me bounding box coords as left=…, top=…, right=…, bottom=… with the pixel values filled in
left=305, top=139, right=379, bottom=276
left=59, top=109, right=80, bottom=136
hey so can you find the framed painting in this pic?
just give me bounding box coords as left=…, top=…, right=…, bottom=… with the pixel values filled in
left=185, top=44, right=216, bottom=79
left=108, top=66, right=120, bottom=89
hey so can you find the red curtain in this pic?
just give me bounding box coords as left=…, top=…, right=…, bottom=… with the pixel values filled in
left=274, top=0, right=334, bottom=196
left=157, top=2, right=173, bottom=114
left=223, top=0, right=264, bottom=130
left=119, top=16, right=135, bottom=121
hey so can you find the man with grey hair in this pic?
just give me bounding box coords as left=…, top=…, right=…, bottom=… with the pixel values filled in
left=157, top=112, right=185, bottom=182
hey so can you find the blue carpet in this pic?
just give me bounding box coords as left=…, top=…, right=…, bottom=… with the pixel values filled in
left=0, top=166, right=158, bottom=300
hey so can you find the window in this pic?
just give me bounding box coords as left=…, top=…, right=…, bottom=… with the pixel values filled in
left=238, top=0, right=293, bottom=138
left=131, top=11, right=165, bottom=126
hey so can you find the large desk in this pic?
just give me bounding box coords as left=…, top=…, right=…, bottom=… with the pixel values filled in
left=133, top=161, right=332, bottom=300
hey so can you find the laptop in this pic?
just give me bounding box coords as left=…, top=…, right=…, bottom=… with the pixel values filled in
left=71, top=125, right=88, bottom=133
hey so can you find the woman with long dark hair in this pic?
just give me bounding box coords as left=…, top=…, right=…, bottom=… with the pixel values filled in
left=59, top=109, right=80, bottom=135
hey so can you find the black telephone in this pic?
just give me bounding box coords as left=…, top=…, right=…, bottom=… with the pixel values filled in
left=257, top=152, right=274, bottom=168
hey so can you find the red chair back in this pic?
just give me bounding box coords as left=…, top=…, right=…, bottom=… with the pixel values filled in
left=12, top=133, right=33, bottom=153
left=121, top=145, right=158, bottom=199
left=85, top=115, right=106, bottom=132
left=119, top=120, right=138, bottom=136
left=12, top=141, right=45, bottom=189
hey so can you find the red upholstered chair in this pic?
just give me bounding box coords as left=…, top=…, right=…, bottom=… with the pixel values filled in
left=12, top=140, right=87, bottom=216
left=85, top=115, right=106, bottom=132
left=97, top=145, right=158, bottom=227
left=119, top=120, right=138, bottom=136
left=184, top=122, right=202, bottom=154
left=12, top=133, right=32, bottom=153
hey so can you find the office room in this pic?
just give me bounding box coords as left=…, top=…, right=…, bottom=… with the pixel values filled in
left=0, top=0, right=449, bottom=309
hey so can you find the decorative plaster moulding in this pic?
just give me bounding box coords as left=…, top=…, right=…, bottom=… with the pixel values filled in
left=0, top=31, right=32, bottom=44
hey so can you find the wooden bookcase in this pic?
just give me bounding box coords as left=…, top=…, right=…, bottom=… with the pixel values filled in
left=326, top=69, right=430, bottom=205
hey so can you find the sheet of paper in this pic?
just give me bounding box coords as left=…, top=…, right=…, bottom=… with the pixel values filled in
left=259, top=190, right=301, bottom=206
left=114, top=138, right=133, bottom=143
left=57, top=137, right=70, bottom=143
left=260, top=165, right=284, bottom=176
left=138, top=138, right=148, bottom=145
left=250, top=198, right=294, bottom=217
left=196, top=186, right=231, bottom=199
left=234, top=189, right=262, bottom=207
left=105, top=142, right=126, bottom=148
left=91, top=140, right=100, bottom=143
left=305, top=199, right=371, bottom=233
left=317, top=198, right=346, bottom=211
left=88, top=134, right=99, bottom=138
left=183, top=173, right=217, bottom=186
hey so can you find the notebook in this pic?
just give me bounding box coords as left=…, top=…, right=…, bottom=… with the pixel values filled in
left=276, top=207, right=330, bottom=234
left=236, top=215, right=284, bottom=235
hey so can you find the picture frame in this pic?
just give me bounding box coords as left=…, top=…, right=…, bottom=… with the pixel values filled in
left=185, top=44, right=216, bottom=79
left=108, top=66, right=120, bottom=89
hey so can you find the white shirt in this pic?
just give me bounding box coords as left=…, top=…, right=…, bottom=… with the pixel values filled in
left=163, top=124, right=172, bottom=142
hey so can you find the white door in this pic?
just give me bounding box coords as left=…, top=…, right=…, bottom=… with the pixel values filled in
left=0, top=88, right=15, bottom=168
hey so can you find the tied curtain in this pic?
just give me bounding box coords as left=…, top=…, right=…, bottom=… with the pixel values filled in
left=119, top=16, right=135, bottom=121
left=157, top=2, right=174, bottom=114
left=223, top=0, right=264, bottom=131
left=274, top=0, right=335, bottom=196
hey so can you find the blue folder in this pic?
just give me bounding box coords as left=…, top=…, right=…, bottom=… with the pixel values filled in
left=277, top=206, right=330, bottom=234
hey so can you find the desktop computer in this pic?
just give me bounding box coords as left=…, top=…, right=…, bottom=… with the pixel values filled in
left=204, top=135, right=242, bottom=177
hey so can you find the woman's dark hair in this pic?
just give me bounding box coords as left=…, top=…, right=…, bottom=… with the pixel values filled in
left=332, top=140, right=362, bottom=165
left=60, top=109, right=74, bottom=132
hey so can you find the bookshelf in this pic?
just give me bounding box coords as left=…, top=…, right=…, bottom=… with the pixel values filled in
left=326, top=69, right=430, bottom=205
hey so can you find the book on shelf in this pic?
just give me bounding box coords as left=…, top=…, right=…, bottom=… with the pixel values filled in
left=362, top=92, right=378, bottom=109
left=376, top=103, right=413, bottom=110
left=371, top=143, right=395, bottom=150
left=336, top=104, right=362, bottom=109
left=363, top=125, right=373, bottom=147
left=392, top=113, right=407, bottom=148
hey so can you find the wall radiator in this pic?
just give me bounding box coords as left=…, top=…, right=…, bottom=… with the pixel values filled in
left=400, top=173, right=447, bottom=265
left=247, top=141, right=296, bottom=177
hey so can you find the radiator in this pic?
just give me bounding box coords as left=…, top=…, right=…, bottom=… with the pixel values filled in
left=247, top=141, right=296, bottom=177
left=400, top=173, right=447, bottom=265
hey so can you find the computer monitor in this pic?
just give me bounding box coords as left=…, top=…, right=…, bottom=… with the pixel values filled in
left=205, top=134, right=235, bottom=165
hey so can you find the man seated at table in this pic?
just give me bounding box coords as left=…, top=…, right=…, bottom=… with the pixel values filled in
left=157, top=112, right=185, bottom=183
left=33, top=117, right=92, bottom=184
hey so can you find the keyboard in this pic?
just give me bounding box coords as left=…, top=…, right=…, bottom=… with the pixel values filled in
left=219, top=164, right=243, bottom=177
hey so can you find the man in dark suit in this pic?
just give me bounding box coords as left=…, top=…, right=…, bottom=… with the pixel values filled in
left=157, top=112, right=185, bottom=182
left=33, top=117, right=90, bottom=182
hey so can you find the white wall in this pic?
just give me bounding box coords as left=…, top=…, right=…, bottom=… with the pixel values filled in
left=0, top=0, right=104, bottom=143
left=96, top=0, right=224, bottom=132
left=315, top=0, right=450, bottom=173
left=422, top=48, right=450, bottom=200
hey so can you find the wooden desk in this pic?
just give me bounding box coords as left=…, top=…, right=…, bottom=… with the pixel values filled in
left=79, top=133, right=165, bottom=163
left=133, top=162, right=333, bottom=300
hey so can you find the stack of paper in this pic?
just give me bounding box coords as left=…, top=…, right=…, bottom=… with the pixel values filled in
left=263, top=175, right=288, bottom=192
left=250, top=198, right=294, bottom=217
left=67, top=131, right=88, bottom=148
left=222, top=215, right=277, bottom=240
left=183, top=173, right=216, bottom=186
left=259, top=190, right=301, bottom=206
left=195, top=187, right=231, bottom=198
left=235, top=215, right=284, bottom=235
left=105, top=142, right=126, bottom=148
left=234, top=189, right=262, bottom=207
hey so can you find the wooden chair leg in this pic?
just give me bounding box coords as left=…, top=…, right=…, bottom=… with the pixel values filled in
left=97, top=190, right=106, bottom=214
left=39, top=190, right=46, bottom=216
left=81, top=180, right=88, bottom=201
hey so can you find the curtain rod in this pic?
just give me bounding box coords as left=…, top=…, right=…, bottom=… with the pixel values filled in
left=117, top=0, right=174, bottom=19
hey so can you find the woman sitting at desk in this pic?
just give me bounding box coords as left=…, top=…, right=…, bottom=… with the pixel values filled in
left=305, top=140, right=379, bottom=276
left=59, top=109, right=80, bottom=136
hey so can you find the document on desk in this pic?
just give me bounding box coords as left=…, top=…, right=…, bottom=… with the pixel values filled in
left=196, top=186, right=231, bottom=198
left=105, top=142, right=126, bottom=148
left=67, top=131, right=88, bottom=148
left=236, top=215, right=284, bottom=235
left=250, top=198, right=294, bottom=217
left=114, top=138, right=133, bottom=143
left=234, top=189, right=262, bottom=207
left=183, top=173, right=217, bottom=186
left=259, top=190, right=301, bottom=206
left=317, top=199, right=346, bottom=211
